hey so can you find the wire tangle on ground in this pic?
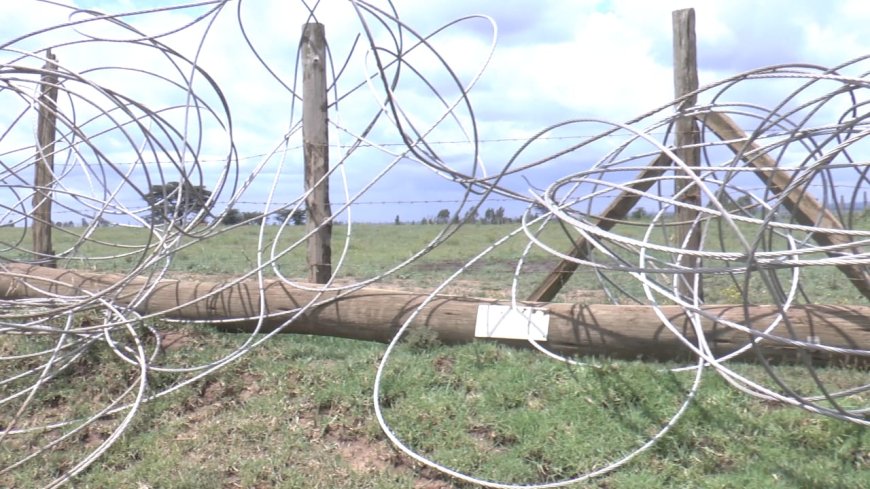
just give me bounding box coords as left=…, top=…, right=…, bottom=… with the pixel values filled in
left=0, top=1, right=868, bottom=488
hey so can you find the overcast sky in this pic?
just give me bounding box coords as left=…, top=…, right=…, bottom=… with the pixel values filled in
left=1, top=0, right=868, bottom=224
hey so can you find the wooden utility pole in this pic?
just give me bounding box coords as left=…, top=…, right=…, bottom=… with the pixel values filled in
left=32, top=49, right=59, bottom=268
left=672, top=8, right=703, bottom=301
left=2, top=263, right=868, bottom=364
left=302, top=23, right=332, bottom=283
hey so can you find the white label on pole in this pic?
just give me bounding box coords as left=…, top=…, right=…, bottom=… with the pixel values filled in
left=474, top=304, right=549, bottom=341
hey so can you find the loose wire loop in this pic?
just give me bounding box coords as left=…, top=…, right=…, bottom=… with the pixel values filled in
left=0, top=2, right=867, bottom=487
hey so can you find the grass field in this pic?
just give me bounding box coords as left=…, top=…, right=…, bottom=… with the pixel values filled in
left=1, top=221, right=868, bottom=488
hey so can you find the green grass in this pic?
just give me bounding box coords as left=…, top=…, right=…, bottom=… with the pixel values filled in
left=1, top=220, right=868, bottom=488
left=1, top=333, right=866, bottom=488
left=4, top=216, right=867, bottom=303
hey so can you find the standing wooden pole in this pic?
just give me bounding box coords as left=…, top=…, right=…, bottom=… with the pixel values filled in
left=302, top=23, right=332, bottom=283
left=672, top=9, right=703, bottom=300
left=32, top=49, right=59, bottom=268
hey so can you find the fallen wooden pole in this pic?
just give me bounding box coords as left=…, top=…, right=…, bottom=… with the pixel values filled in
left=2, top=264, right=867, bottom=364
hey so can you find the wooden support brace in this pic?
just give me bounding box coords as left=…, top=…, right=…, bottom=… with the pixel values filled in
left=701, top=111, right=870, bottom=302
left=526, top=152, right=672, bottom=302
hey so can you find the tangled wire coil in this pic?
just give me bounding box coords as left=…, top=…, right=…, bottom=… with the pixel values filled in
left=0, top=1, right=868, bottom=487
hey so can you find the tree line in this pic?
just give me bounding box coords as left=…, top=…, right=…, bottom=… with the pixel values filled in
left=401, top=207, right=515, bottom=225
left=143, top=182, right=307, bottom=226
left=143, top=184, right=522, bottom=227
left=142, top=183, right=767, bottom=227
left=222, top=207, right=306, bottom=226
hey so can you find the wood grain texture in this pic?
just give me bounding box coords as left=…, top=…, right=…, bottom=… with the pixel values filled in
left=302, top=23, right=332, bottom=284
left=672, top=8, right=703, bottom=300
left=32, top=49, right=59, bottom=268
left=3, top=264, right=867, bottom=364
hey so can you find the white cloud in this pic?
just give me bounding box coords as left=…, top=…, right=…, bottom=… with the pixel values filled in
left=1, top=0, right=867, bottom=223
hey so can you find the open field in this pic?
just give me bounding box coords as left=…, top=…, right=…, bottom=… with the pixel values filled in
left=3, top=216, right=868, bottom=303
left=1, top=221, right=868, bottom=488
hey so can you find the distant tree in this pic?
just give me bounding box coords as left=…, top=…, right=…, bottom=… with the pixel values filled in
left=463, top=208, right=478, bottom=224
left=241, top=211, right=264, bottom=225
left=144, top=181, right=212, bottom=224
left=531, top=202, right=548, bottom=218
left=484, top=208, right=495, bottom=224
left=394, top=214, right=401, bottom=225
left=723, top=193, right=753, bottom=211
left=736, top=194, right=753, bottom=209
left=494, top=206, right=506, bottom=224
left=273, top=208, right=306, bottom=226
left=630, top=207, right=648, bottom=220
left=481, top=206, right=507, bottom=224
left=221, top=208, right=242, bottom=225
left=435, top=208, right=451, bottom=224
left=720, top=193, right=758, bottom=217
